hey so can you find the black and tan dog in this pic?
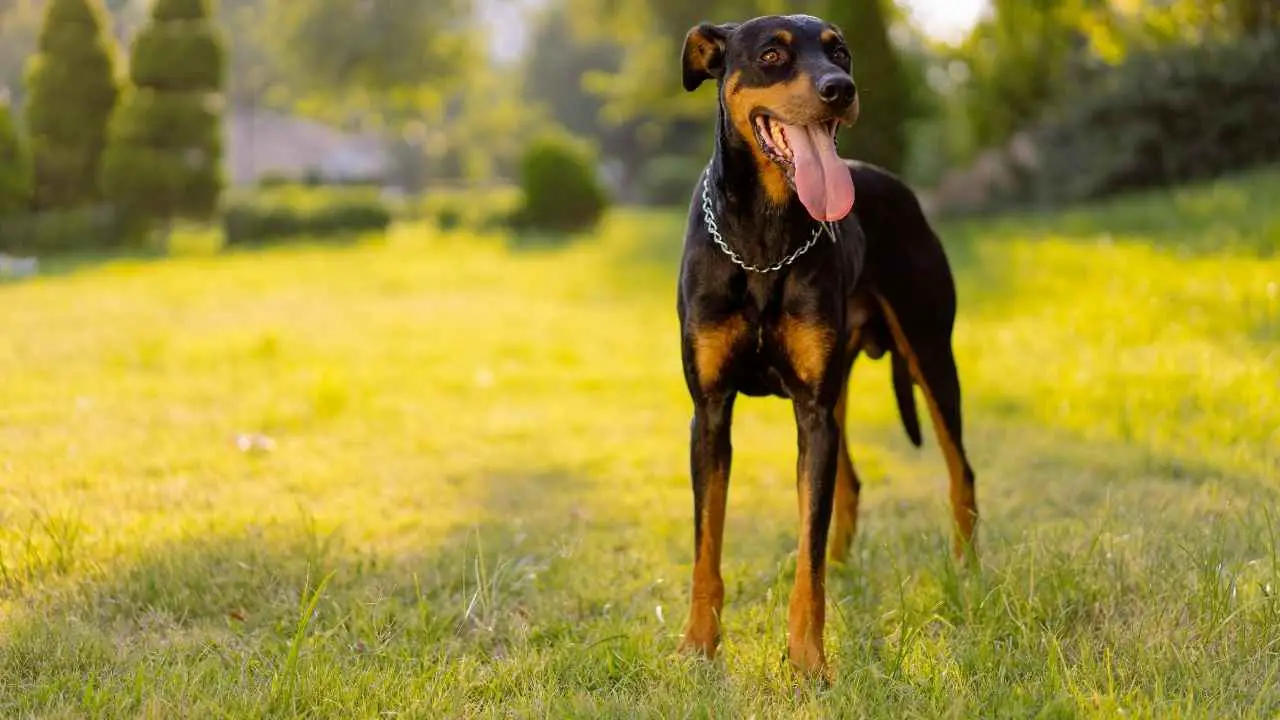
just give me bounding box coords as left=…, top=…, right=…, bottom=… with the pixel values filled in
left=675, top=14, right=977, bottom=679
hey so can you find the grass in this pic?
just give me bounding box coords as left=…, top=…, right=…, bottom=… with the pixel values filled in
left=1, top=169, right=1278, bottom=718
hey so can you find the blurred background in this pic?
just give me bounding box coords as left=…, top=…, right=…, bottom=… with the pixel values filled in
left=0, top=0, right=1276, bottom=251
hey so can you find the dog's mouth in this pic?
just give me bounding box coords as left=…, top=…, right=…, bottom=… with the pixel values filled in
left=751, top=113, right=854, bottom=223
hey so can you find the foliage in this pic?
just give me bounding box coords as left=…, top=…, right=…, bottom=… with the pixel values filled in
left=523, top=3, right=653, bottom=195
left=23, top=0, right=119, bottom=210
left=635, top=154, right=703, bottom=207
left=1035, top=31, right=1280, bottom=202
left=0, top=1, right=42, bottom=109
left=947, top=0, right=1086, bottom=161
left=944, top=0, right=1279, bottom=168
left=420, top=186, right=523, bottom=232
left=828, top=0, right=907, bottom=173
left=222, top=187, right=392, bottom=244
left=101, top=0, right=225, bottom=227
left=515, top=132, right=608, bottom=233
left=0, top=205, right=122, bottom=254
left=264, top=0, right=474, bottom=95
left=130, top=21, right=224, bottom=90
left=437, top=60, right=546, bottom=184
left=0, top=100, right=32, bottom=216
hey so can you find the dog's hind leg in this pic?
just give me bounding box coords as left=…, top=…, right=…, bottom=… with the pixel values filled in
left=876, top=296, right=978, bottom=560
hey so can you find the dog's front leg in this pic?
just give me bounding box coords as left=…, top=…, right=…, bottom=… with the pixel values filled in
left=787, top=393, right=839, bottom=680
left=679, top=391, right=735, bottom=658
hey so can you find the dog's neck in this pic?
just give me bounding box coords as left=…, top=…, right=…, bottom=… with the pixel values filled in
left=705, top=98, right=815, bottom=267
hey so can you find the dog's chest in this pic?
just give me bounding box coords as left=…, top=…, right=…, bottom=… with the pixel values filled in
left=722, top=278, right=804, bottom=398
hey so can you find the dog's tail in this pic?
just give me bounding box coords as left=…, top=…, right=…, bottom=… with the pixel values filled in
left=892, top=352, right=923, bottom=447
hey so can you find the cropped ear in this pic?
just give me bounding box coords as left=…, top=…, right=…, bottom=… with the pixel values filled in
left=681, top=22, right=738, bottom=92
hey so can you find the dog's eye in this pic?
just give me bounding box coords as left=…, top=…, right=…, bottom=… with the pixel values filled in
left=831, top=46, right=850, bottom=64
left=759, top=48, right=784, bottom=65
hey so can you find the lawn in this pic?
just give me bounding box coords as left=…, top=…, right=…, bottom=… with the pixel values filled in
left=1, top=170, right=1278, bottom=718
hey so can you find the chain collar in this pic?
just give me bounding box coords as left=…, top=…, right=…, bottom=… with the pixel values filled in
left=700, top=165, right=839, bottom=274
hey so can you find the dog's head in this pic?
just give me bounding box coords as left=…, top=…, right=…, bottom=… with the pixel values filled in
left=683, top=15, right=858, bottom=222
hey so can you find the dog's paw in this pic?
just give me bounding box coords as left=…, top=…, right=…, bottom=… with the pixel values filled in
left=787, top=640, right=833, bottom=685
left=678, top=625, right=721, bottom=660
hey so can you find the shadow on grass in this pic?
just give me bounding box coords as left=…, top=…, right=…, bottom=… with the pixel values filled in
left=0, top=232, right=387, bottom=289
left=3, top=431, right=1277, bottom=716
left=0, top=468, right=699, bottom=716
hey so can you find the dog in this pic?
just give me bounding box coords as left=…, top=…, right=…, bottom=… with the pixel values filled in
left=675, top=14, right=977, bottom=680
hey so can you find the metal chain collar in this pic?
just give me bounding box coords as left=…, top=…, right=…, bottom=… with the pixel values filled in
left=700, top=166, right=839, bottom=274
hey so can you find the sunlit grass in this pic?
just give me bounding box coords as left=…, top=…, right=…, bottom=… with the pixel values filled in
left=1, top=171, right=1278, bottom=717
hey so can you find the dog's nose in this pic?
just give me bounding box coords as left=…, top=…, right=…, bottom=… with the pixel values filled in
left=817, top=75, right=857, bottom=110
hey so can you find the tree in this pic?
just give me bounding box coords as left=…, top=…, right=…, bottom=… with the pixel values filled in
left=23, top=0, right=120, bottom=210
left=0, top=1, right=42, bottom=108
left=523, top=2, right=653, bottom=196
left=0, top=98, right=32, bottom=215
left=827, top=0, right=908, bottom=173
left=101, top=0, right=225, bottom=229
left=264, top=0, right=474, bottom=96
left=566, top=0, right=791, bottom=123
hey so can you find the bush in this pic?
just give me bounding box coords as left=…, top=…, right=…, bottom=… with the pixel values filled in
left=24, top=0, right=119, bottom=211
left=129, top=24, right=223, bottom=91
left=222, top=191, right=392, bottom=246
left=0, top=102, right=32, bottom=216
left=419, top=186, right=522, bottom=232
left=516, top=133, right=608, bottom=233
left=434, top=204, right=463, bottom=231
left=0, top=205, right=123, bottom=254
left=101, top=0, right=224, bottom=231
left=636, top=155, right=704, bottom=208
left=1034, top=32, right=1280, bottom=203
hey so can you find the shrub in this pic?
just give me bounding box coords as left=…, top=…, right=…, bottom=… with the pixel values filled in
left=636, top=155, right=704, bottom=208
left=434, top=204, right=464, bottom=231
left=420, top=186, right=521, bottom=232
left=24, top=0, right=119, bottom=211
left=516, top=133, right=608, bottom=233
left=0, top=205, right=122, bottom=255
left=1034, top=32, right=1280, bottom=203
left=101, top=0, right=225, bottom=231
left=0, top=101, right=32, bottom=216
left=222, top=191, right=392, bottom=246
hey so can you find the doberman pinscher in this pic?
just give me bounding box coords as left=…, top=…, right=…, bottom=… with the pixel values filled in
left=676, top=14, right=978, bottom=680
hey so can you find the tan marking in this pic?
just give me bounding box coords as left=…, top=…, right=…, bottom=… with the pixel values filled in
left=788, top=461, right=831, bottom=680
left=683, top=27, right=725, bottom=81
left=780, top=316, right=834, bottom=386
left=875, top=296, right=978, bottom=558
left=820, top=29, right=841, bottom=44
left=775, top=30, right=793, bottom=44
left=692, top=317, right=745, bottom=391
left=829, top=352, right=861, bottom=564
left=722, top=70, right=831, bottom=206
left=680, top=469, right=728, bottom=657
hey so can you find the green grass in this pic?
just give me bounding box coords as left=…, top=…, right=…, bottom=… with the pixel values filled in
left=2, top=169, right=1278, bottom=718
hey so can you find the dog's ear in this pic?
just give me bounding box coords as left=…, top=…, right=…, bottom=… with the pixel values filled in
left=682, top=22, right=738, bottom=92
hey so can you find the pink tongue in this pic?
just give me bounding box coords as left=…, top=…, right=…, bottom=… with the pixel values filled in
left=784, top=123, right=854, bottom=222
